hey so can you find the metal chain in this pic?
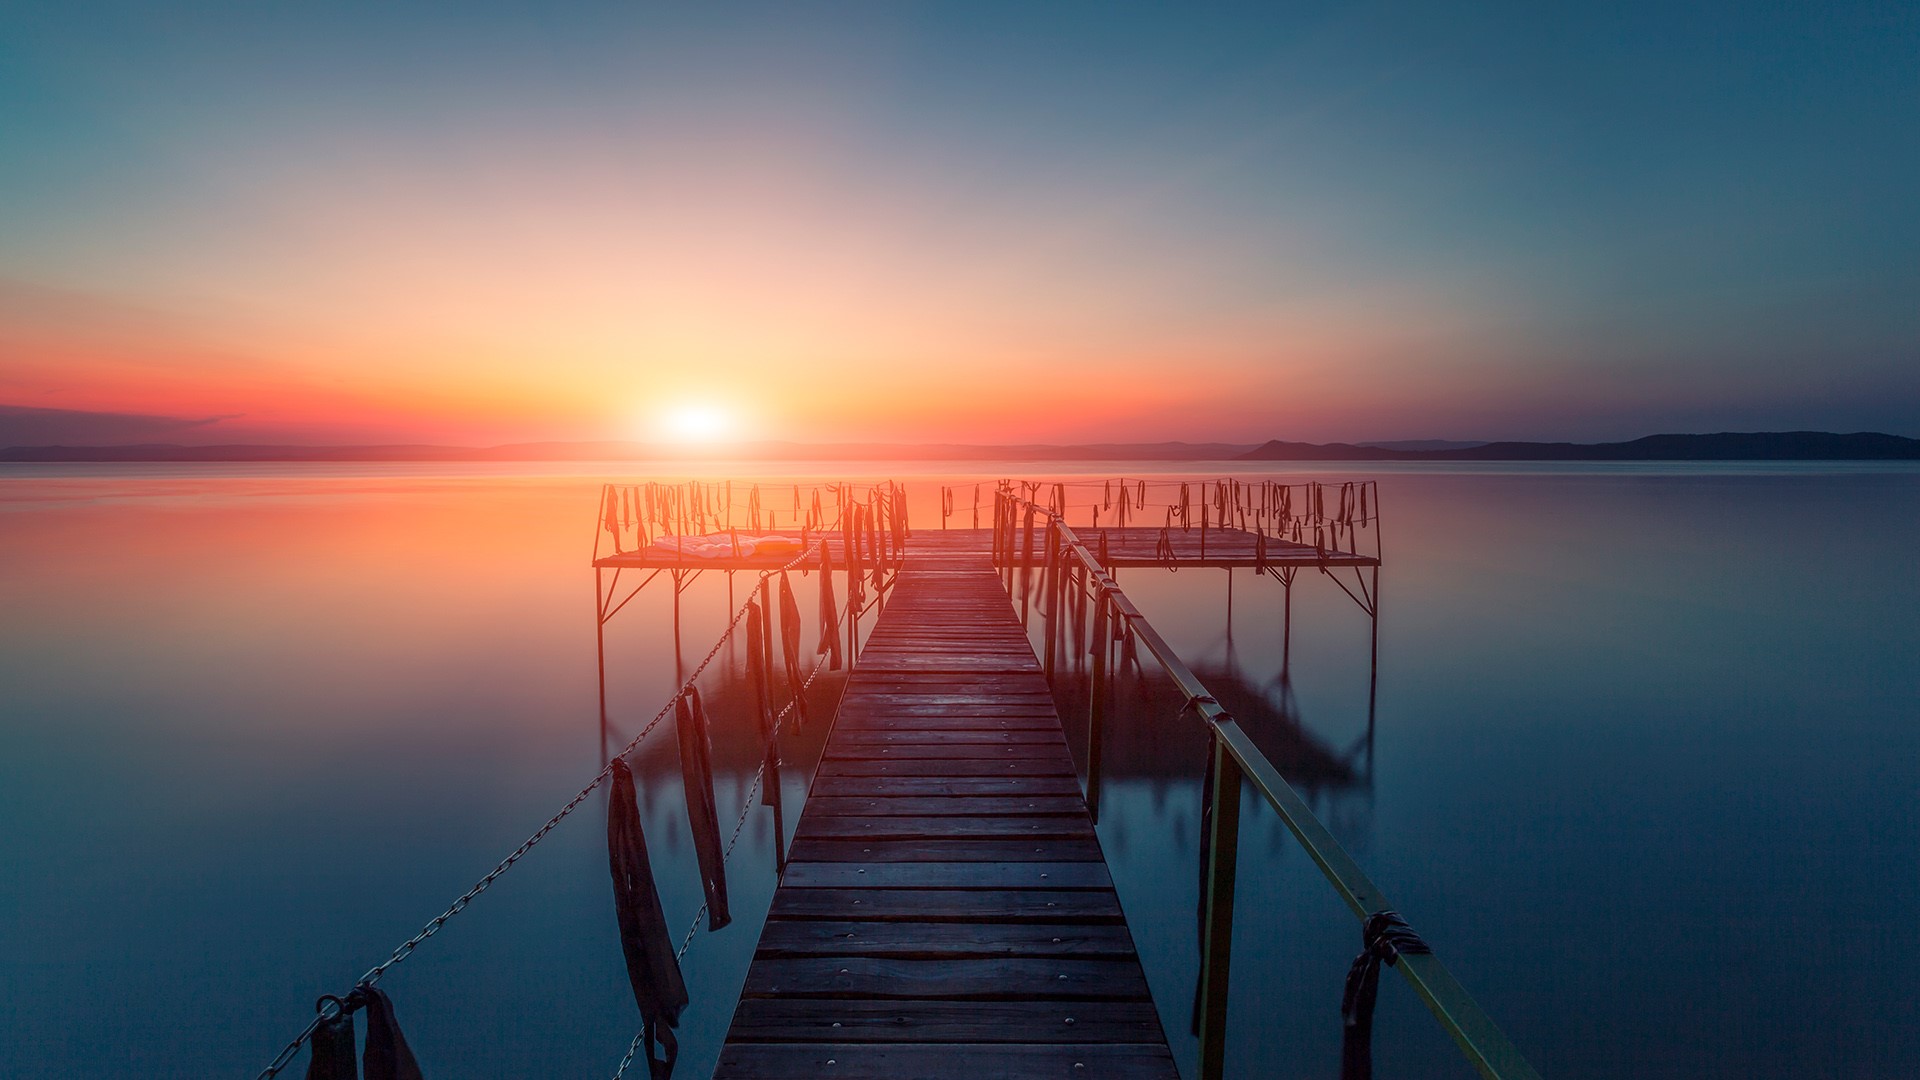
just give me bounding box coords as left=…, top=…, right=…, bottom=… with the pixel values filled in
left=608, top=611, right=847, bottom=1080
left=256, top=544, right=827, bottom=1079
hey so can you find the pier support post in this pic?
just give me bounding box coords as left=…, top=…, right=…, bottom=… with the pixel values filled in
left=672, top=569, right=684, bottom=687
left=595, top=566, right=609, bottom=766
left=1019, top=506, right=1036, bottom=628
left=1086, top=586, right=1109, bottom=822
left=1366, top=565, right=1380, bottom=773
left=1197, top=734, right=1243, bottom=1080
left=1042, top=523, right=1061, bottom=683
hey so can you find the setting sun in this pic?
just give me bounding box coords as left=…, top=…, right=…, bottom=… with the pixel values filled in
left=658, top=402, right=734, bottom=444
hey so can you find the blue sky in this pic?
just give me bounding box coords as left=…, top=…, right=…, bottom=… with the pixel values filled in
left=1, top=2, right=1915, bottom=444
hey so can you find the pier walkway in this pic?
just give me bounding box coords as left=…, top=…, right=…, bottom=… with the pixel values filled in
left=712, top=537, right=1179, bottom=1079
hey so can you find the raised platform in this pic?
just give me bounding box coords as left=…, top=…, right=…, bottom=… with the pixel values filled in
left=593, top=526, right=1378, bottom=571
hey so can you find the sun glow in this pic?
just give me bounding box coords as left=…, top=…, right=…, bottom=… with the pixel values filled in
left=658, top=402, right=735, bottom=444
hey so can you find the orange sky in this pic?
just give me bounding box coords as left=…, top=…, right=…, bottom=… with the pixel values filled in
left=4, top=5, right=1914, bottom=446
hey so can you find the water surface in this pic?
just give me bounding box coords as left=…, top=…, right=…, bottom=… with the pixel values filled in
left=2, top=461, right=1914, bottom=1078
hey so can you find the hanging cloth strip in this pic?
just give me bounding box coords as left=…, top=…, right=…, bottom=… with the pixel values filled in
left=844, top=505, right=865, bottom=611
left=817, top=544, right=843, bottom=669
left=777, top=572, right=812, bottom=728
left=358, top=987, right=425, bottom=1080
left=305, top=1007, right=356, bottom=1080
left=305, top=983, right=426, bottom=1078
left=674, top=688, right=731, bottom=930
left=606, top=757, right=688, bottom=1080
left=745, top=603, right=784, bottom=806
left=1340, top=911, right=1432, bottom=1080
left=603, top=489, right=624, bottom=555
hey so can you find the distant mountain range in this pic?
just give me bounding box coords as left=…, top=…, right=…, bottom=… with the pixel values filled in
left=2, top=431, right=1916, bottom=463
left=1237, top=431, right=1920, bottom=461
left=0, top=439, right=1258, bottom=462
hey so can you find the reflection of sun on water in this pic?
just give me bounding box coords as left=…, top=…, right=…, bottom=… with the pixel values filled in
left=659, top=403, right=733, bottom=444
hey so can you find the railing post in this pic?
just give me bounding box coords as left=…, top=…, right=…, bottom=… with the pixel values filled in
left=1197, top=732, right=1243, bottom=1080
left=1049, top=530, right=1066, bottom=679
left=1020, top=505, right=1036, bottom=628
left=1086, top=585, right=1109, bottom=823
left=1002, top=494, right=1015, bottom=593
left=1042, top=523, right=1061, bottom=683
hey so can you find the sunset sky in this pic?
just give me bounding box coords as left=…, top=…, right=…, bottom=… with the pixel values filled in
left=2, top=3, right=1915, bottom=446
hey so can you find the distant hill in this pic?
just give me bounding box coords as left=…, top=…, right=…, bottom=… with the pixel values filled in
left=1239, top=431, right=1920, bottom=461
left=6, top=431, right=1916, bottom=463
left=0, top=439, right=1261, bottom=463
left=1355, top=439, right=1489, bottom=452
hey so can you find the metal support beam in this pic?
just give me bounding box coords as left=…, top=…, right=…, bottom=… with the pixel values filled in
left=595, top=566, right=609, bottom=766
left=1086, top=587, right=1109, bottom=823
left=1197, top=734, right=1243, bottom=1080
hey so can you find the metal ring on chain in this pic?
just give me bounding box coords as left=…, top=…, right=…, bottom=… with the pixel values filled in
left=256, top=540, right=835, bottom=1079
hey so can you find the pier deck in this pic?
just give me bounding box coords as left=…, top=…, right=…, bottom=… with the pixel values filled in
left=595, top=525, right=1376, bottom=571
left=712, top=541, right=1179, bottom=1078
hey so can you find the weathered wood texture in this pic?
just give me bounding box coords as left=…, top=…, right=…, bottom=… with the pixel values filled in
left=713, top=544, right=1177, bottom=1079
left=595, top=525, right=1375, bottom=570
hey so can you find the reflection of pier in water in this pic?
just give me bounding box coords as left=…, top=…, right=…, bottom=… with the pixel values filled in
left=596, top=479, right=1523, bottom=1080
left=262, top=478, right=1533, bottom=1080
left=1057, top=628, right=1377, bottom=862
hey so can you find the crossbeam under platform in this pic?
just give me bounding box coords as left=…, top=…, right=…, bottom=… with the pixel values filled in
left=711, top=549, right=1179, bottom=1078
left=594, top=526, right=1377, bottom=572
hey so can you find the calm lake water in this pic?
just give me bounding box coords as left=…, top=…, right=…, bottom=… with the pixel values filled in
left=2, top=461, right=1915, bottom=1079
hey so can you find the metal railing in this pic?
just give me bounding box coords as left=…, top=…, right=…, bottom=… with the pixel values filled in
left=993, top=488, right=1539, bottom=1080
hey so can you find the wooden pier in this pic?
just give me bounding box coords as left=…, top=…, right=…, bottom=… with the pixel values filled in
left=712, top=535, right=1180, bottom=1079
left=593, top=525, right=1378, bottom=572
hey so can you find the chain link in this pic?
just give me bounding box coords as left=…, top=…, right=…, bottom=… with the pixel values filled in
left=608, top=604, right=849, bottom=1080
left=256, top=545, right=829, bottom=1079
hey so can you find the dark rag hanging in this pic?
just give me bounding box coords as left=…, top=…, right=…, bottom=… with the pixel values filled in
left=304, top=986, right=425, bottom=1080
left=745, top=602, right=784, bottom=807
left=356, top=986, right=425, bottom=1080
left=675, top=688, right=731, bottom=930
left=1340, top=910, right=1432, bottom=1080
left=607, top=757, right=689, bottom=1080
left=305, top=1005, right=357, bottom=1080
left=777, top=572, right=811, bottom=728
left=817, top=543, right=843, bottom=669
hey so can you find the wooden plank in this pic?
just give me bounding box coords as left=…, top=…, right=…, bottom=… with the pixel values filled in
left=740, top=957, right=1152, bottom=1000
left=754, top=920, right=1136, bottom=958
left=725, top=999, right=1165, bottom=1044
left=831, top=716, right=1063, bottom=733
left=777, top=861, right=1111, bottom=889
left=784, top=836, right=1105, bottom=864
left=803, top=795, right=1088, bottom=816
left=824, top=743, right=1073, bottom=760
left=833, top=713, right=1061, bottom=728
left=831, top=729, right=1066, bottom=745
left=809, top=775, right=1085, bottom=798
left=768, top=888, right=1122, bottom=921
left=834, top=704, right=1059, bottom=717
left=816, top=758, right=1075, bottom=777
left=714, top=1042, right=1180, bottom=1079
left=797, top=815, right=1093, bottom=840
left=834, top=694, right=1056, bottom=707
